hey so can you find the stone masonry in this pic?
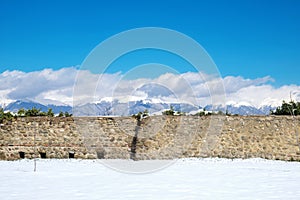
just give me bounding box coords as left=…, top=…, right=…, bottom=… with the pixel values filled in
left=0, top=115, right=299, bottom=161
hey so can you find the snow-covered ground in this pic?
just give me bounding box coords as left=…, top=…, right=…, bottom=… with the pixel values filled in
left=1, top=158, right=300, bottom=200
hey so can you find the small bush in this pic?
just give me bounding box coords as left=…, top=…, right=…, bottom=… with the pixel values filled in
left=0, top=108, right=14, bottom=123
left=162, top=106, right=175, bottom=116
left=271, top=100, right=300, bottom=115
left=132, top=109, right=149, bottom=121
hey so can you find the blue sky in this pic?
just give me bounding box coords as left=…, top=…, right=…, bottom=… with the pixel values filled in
left=0, top=0, right=300, bottom=87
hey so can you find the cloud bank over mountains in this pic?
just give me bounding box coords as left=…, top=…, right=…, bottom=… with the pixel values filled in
left=0, top=67, right=299, bottom=109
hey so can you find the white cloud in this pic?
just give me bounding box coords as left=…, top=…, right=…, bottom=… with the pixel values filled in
left=0, top=67, right=299, bottom=108
left=0, top=67, right=78, bottom=106
left=223, top=76, right=274, bottom=94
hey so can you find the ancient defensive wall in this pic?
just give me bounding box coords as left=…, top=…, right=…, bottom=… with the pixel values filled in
left=0, top=115, right=300, bottom=161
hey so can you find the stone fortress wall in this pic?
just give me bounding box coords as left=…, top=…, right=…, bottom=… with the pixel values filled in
left=0, top=115, right=300, bottom=161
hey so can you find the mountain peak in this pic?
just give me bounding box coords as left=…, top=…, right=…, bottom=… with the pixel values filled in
left=4, top=99, right=278, bottom=116
left=5, top=100, right=72, bottom=114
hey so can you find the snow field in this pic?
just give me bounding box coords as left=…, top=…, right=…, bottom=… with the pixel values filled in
left=1, top=158, right=300, bottom=200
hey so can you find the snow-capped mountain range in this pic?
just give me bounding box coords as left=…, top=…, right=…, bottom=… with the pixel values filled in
left=1, top=99, right=277, bottom=116
left=3, top=100, right=72, bottom=114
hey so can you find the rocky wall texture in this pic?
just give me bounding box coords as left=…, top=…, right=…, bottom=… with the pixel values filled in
left=0, top=115, right=299, bottom=161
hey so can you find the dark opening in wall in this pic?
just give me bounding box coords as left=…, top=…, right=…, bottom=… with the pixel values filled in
left=39, top=152, right=46, bottom=159
left=69, top=152, right=75, bottom=158
left=96, top=149, right=105, bottom=159
left=19, top=152, right=25, bottom=159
